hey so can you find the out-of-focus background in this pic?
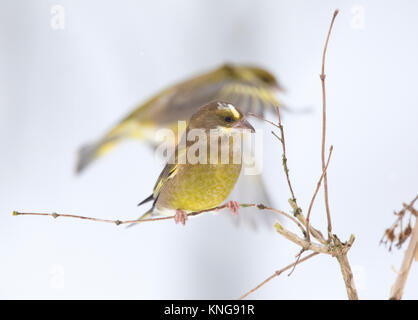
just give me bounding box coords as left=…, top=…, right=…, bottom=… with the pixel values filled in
left=1, top=0, right=417, bottom=299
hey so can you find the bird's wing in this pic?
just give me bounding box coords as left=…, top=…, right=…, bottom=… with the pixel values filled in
left=152, top=162, right=179, bottom=201
left=126, top=78, right=279, bottom=127
left=151, top=139, right=188, bottom=201
left=127, top=152, right=182, bottom=228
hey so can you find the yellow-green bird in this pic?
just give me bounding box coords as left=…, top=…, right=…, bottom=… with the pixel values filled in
left=76, top=63, right=282, bottom=173
left=136, top=101, right=255, bottom=225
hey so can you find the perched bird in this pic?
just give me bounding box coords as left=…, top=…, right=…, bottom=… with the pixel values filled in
left=76, top=63, right=282, bottom=173
left=134, top=101, right=255, bottom=225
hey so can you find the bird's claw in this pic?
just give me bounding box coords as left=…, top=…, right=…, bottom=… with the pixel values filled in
left=174, top=209, right=188, bottom=226
left=226, top=201, right=240, bottom=216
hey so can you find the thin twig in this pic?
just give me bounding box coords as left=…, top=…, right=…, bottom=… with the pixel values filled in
left=271, top=131, right=283, bottom=144
left=287, top=248, right=306, bottom=276
left=248, top=112, right=282, bottom=130
left=13, top=203, right=306, bottom=234
left=256, top=204, right=306, bottom=235
left=251, top=106, right=328, bottom=246
left=252, top=107, right=326, bottom=244
left=238, top=252, right=319, bottom=300
left=274, top=106, right=301, bottom=215
left=248, top=106, right=302, bottom=216
left=320, top=9, right=339, bottom=235
left=306, top=145, right=334, bottom=241
left=12, top=205, right=229, bottom=226
left=251, top=108, right=305, bottom=222
left=317, top=9, right=358, bottom=300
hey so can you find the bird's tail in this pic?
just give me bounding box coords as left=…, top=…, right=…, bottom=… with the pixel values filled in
left=76, top=136, right=119, bottom=174
left=126, top=208, right=153, bottom=229
left=75, top=120, right=148, bottom=174
left=125, top=193, right=155, bottom=229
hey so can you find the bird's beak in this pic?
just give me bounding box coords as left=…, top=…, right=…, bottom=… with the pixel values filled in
left=235, top=119, right=255, bottom=133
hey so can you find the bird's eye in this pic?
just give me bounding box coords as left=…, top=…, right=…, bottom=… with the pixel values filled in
left=261, top=76, right=270, bottom=83
left=224, top=116, right=233, bottom=123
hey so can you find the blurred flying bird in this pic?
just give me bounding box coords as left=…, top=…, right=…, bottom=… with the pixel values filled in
left=76, top=63, right=282, bottom=173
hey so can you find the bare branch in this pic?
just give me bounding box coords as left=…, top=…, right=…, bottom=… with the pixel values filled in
left=274, top=105, right=301, bottom=215
left=287, top=248, right=306, bottom=276
left=306, top=145, right=334, bottom=241
left=248, top=112, right=282, bottom=130
left=13, top=203, right=306, bottom=235
left=12, top=205, right=231, bottom=226
left=320, top=9, right=339, bottom=235
left=254, top=204, right=306, bottom=235
left=274, top=222, right=330, bottom=254
left=251, top=107, right=303, bottom=216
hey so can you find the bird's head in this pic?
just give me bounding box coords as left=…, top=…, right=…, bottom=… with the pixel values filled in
left=221, top=64, right=282, bottom=90
left=189, top=101, right=255, bottom=133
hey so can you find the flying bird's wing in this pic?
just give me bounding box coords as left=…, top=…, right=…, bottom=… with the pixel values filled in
left=127, top=77, right=279, bottom=127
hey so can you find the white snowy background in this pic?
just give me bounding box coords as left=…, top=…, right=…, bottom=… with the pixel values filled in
left=0, top=0, right=417, bottom=299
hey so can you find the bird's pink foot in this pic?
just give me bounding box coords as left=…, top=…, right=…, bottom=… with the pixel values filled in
left=226, top=201, right=240, bottom=216
left=174, top=209, right=188, bottom=226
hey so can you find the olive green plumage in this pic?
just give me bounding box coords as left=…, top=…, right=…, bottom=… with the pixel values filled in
left=136, top=101, right=255, bottom=220
left=76, top=63, right=281, bottom=173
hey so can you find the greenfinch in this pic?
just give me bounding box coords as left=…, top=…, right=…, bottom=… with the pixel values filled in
left=76, top=63, right=281, bottom=173
left=135, top=101, right=255, bottom=225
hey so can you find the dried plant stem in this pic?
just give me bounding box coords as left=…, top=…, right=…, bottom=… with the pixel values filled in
left=274, top=222, right=330, bottom=254
left=275, top=107, right=296, bottom=201
left=306, top=146, right=333, bottom=241
left=274, top=106, right=302, bottom=216
left=246, top=13, right=355, bottom=299
left=256, top=205, right=306, bottom=234
left=238, top=252, right=319, bottom=300
left=248, top=112, right=282, bottom=130
left=316, top=9, right=358, bottom=300
left=390, top=216, right=418, bottom=300
left=251, top=107, right=301, bottom=215
left=320, top=9, right=339, bottom=235
left=296, top=214, right=326, bottom=244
